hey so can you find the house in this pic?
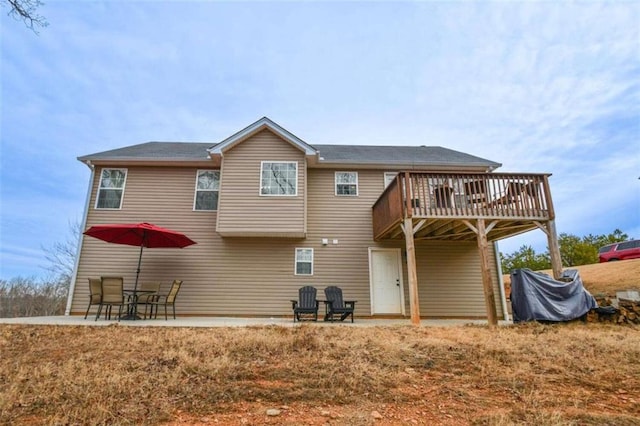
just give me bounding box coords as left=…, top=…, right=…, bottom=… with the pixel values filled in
left=66, top=117, right=563, bottom=324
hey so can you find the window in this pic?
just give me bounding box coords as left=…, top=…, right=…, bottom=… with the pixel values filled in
left=194, top=170, right=220, bottom=211
left=295, top=248, right=313, bottom=275
left=335, top=172, right=358, bottom=196
left=260, top=162, right=297, bottom=196
left=616, top=241, right=639, bottom=250
left=96, top=168, right=127, bottom=209
left=384, top=172, right=398, bottom=188
left=598, top=244, right=615, bottom=254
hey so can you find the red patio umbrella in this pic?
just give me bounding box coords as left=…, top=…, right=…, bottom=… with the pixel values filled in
left=83, top=222, right=196, bottom=293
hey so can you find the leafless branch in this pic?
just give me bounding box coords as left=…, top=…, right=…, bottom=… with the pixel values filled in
left=4, top=0, right=48, bottom=33
left=42, top=219, right=80, bottom=285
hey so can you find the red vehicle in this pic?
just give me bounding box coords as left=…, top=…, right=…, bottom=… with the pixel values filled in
left=598, top=239, right=640, bottom=262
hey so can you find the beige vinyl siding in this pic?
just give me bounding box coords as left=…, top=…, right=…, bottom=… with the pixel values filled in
left=216, top=129, right=306, bottom=237
left=71, top=166, right=220, bottom=315
left=305, top=169, right=503, bottom=318
left=413, top=241, right=502, bottom=318
left=73, top=165, right=308, bottom=316
left=304, top=169, right=389, bottom=313
left=71, top=164, right=503, bottom=318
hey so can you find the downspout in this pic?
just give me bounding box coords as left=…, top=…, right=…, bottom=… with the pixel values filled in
left=494, top=241, right=510, bottom=321
left=64, top=162, right=95, bottom=316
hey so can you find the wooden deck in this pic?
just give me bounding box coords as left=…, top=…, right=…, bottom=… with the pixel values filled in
left=372, top=172, right=555, bottom=242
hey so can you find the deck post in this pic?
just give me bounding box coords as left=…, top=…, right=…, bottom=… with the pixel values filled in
left=476, top=219, right=498, bottom=327
left=546, top=219, right=563, bottom=279
left=402, top=217, right=421, bottom=326
left=541, top=175, right=563, bottom=279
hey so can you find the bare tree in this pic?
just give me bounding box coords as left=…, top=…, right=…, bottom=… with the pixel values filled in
left=3, top=0, right=48, bottom=32
left=0, top=276, right=68, bottom=317
left=0, top=221, right=78, bottom=317
left=42, top=219, right=80, bottom=286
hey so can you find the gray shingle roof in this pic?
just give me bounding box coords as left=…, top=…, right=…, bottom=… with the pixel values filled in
left=78, top=142, right=216, bottom=162
left=313, top=144, right=499, bottom=168
left=78, top=141, right=500, bottom=169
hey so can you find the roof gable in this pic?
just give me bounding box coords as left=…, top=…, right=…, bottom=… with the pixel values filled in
left=208, top=117, right=317, bottom=156
left=76, top=118, right=501, bottom=171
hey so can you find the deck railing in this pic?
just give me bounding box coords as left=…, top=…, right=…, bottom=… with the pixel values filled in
left=372, top=172, right=554, bottom=240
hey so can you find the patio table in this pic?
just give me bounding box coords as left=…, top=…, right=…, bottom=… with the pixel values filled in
left=121, top=289, right=155, bottom=320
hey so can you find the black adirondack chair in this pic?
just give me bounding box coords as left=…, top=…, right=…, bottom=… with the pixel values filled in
left=324, top=286, right=356, bottom=323
left=291, top=286, right=319, bottom=322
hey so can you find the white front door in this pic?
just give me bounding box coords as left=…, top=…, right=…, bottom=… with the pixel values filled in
left=369, top=248, right=404, bottom=315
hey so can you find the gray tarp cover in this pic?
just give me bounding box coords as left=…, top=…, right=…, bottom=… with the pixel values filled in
left=510, top=268, right=598, bottom=322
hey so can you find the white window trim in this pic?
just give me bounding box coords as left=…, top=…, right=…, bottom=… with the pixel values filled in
left=384, top=172, right=398, bottom=188
left=259, top=161, right=298, bottom=196
left=335, top=171, right=359, bottom=196
left=95, top=168, right=127, bottom=210
left=294, top=248, right=314, bottom=276
left=193, top=169, right=220, bottom=211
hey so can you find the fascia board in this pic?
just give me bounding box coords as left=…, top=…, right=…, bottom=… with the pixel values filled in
left=310, top=160, right=502, bottom=172
left=77, top=158, right=218, bottom=168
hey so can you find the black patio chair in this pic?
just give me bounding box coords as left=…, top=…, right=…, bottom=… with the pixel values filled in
left=323, top=286, right=356, bottom=323
left=291, top=286, right=319, bottom=322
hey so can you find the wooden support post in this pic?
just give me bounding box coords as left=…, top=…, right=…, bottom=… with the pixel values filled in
left=541, top=175, right=562, bottom=279
left=546, top=219, right=563, bottom=279
left=476, top=219, right=498, bottom=327
left=403, top=218, right=421, bottom=326
left=403, top=172, right=413, bottom=217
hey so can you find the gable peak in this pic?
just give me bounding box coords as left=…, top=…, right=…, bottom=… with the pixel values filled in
left=208, top=117, right=317, bottom=156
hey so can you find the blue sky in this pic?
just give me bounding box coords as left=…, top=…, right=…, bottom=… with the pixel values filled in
left=1, top=1, right=639, bottom=279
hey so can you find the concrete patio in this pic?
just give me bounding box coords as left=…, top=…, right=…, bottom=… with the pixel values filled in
left=0, top=315, right=511, bottom=328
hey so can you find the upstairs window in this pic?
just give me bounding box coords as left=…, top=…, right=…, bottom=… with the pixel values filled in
left=194, top=170, right=220, bottom=211
left=295, top=248, right=313, bottom=275
left=335, top=172, right=358, bottom=196
left=96, top=168, right=127, bottom=209
left=384, top=172, right=398, bottom=188
left=260, top=161, right=297, bottom=196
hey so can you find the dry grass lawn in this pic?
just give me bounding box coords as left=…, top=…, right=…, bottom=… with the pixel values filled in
left=2, top=260, right=639, bottom=425
left=1, top=323, right=639, bottom=425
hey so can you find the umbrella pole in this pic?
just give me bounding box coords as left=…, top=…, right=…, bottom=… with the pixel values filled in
left=134, top=243, right=143, bottom=293
left=120, top=243, right=145, bottom=321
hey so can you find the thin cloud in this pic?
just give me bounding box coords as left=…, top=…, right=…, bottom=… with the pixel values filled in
left=1, top=1, right=638, bottom=277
